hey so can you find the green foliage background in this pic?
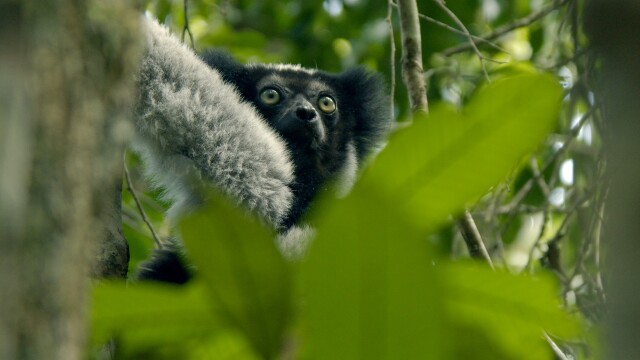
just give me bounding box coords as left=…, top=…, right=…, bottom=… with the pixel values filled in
left=105, top=0, right=604, bottom=359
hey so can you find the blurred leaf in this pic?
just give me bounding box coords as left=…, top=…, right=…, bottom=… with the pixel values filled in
left=179, top=194, right=292, bottom=359
left=91, top=281, right=218, bottom=350
left=302, top=72, right=570, bottom=359
left=361, top=73, right=563, bottom=233
left=303, top=191, right=581, bottom=359
left=302, top=188, right=446, bottom=359
left=185, top=330, right=260, bottom=360
left=442, top=263, right=583, bottom=359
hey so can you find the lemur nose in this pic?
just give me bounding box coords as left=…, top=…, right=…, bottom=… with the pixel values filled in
left=295, top=106, right=316, bottom=121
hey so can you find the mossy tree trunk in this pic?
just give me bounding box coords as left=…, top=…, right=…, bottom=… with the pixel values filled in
left=586, top=1, right=640, bottom=358
left=0, top=1, right=139, bottom=358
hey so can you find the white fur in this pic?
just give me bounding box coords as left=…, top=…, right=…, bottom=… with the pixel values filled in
left=135, top=18, right=294, bottom=227
left=335, top=141, right=358, bottom=198
left=248, top=62, right=317, bottom=74
left=276, top=225, right=316, bottom=260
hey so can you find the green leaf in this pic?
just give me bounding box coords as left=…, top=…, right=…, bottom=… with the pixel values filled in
left=179, top=194, right=292, bottom=359
left=302, top=193, right=581, bottom=358
left=301, top=73, right=570, bottom=359
left=442, top=263, right=582, bottom=359
left=362, top=73, right=563, bottom=233
left=185, top=330, right=261, bottom=360
left=302, top=189, right=446, bottom=359
left=90, top=281, right=218, bottom=350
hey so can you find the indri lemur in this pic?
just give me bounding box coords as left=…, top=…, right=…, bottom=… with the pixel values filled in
left=134, top=18, right=389, bottom=283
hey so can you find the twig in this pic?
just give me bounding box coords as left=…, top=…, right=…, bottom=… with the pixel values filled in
left=542, top=104, right=596, bottom=176
left=420, top=13, right=505, bottom=53
left=499, top=104, right=597, bottom=233
left=526, top=205, right=551, bottom=273
left=592, top=186, right=607, bottom=301
left=123, top=153, right=164, bottom=250
left=390, top=1, right=505, bottom=53
left=530, top=157, right=551, bottom=197
left=181, top=0, right=195, bottom=49
left=527, top=194, right=588, bottom=272
left=433, top=0, right=492, bottom=82
left=544, top=332, right=571, bottom=360
left=458, top=210, right=495, bottom=269
left=386, top=0, right=397, bottom=121
left=568, top=192, right=599, bottom=285
left=441, top=0, right=571, bottom=57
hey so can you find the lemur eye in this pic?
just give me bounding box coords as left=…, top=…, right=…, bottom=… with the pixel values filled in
left=318, top=95, right=336, bottom=113
left=259, top=88, right=281, bottom=105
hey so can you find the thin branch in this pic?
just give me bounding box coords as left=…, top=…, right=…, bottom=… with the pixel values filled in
left=541, top=104, right=596, bottom=173
left=527, top=194, right=589, bottom=272
left=419, top=13, right=505, bottom=53
left=433, top=0, right=491, bottom=82
left=458, top=210, right=495, bottom=269
left=568, top=193, right=600, bottom=285
left=386, top=0, right=397, bottom=122
left=396, top=0, right=491, bottom=268
left=181, top=0, right=195, bottom=49
left=123, top=153, right=164, bottom=250
left=530, top=157, right=551, bottom=197
left=544, top=332, right=571, bottom=360
left=441, top=0, right=571, bottom=57
left=390, top=1, right=506, bottom=53
left=592, top=186, right=607, bottom=300
left=527, top=205, right=551, bottom=273
left=499, top=104, right=598, bottom=233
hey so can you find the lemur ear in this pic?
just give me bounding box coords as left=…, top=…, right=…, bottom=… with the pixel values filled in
left=200, top=50, right=246, bottom=84
left=338, top=68, right=391, bottom=162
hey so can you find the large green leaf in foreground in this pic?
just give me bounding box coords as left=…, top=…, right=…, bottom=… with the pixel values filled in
left=363, top=73, right=563, bottom=232
left=180, top=196, right=292, bottom=359
left=91, top=282, right=217, bottom=351
left=442, top=264, right=581, bottom=359
left=302, top=73, right=577, bottom=359
left=303, top=189, right=444, bottom=359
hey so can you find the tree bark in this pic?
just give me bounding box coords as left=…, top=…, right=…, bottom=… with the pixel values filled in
left=0, top=1, right=139, bottom=358
left=396, top=0, right=428, bottom=114
left=585, top=1, right=640, bottom=358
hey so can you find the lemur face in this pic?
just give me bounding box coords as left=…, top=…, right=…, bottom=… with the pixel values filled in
left=201, top=49, right=389, bottom=169
left=252, top=73, right=339, bottom=149
left=200, top=50, right=389, bottom=227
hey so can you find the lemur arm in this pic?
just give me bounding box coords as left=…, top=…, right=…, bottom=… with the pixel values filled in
left=134, top=17, right=294, bottom=227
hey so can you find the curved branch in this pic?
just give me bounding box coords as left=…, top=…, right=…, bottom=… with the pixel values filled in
left=123, top=153, right=164, bottom=250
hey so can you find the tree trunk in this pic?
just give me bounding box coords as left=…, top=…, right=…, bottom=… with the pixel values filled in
left=585, top=1, right=640, bottom=359
left=0, top=1, right=139, bottom=358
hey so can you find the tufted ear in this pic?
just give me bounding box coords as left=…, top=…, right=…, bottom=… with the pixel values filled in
left=337, top=68, right=391, bottom=163
left=200, top=49, right=247, bottom=85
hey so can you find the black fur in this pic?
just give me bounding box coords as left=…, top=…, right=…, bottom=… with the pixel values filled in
left=136, top=248, right=191, bottom=284
left=201, top=50, right=389, bottom=228
left=136, top=50, right=389, bottom=284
